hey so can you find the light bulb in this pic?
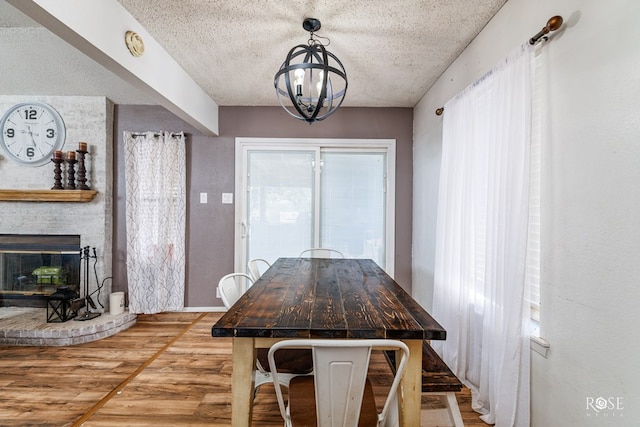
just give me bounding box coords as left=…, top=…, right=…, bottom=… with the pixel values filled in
left=294, top=69, right=305, bottom=97
left=317, top=71, right=325, bottom=96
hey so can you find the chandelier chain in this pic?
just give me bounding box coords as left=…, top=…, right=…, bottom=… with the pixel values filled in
left=307, top=33, right=331, bottom=47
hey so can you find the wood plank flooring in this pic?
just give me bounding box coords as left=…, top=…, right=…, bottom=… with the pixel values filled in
left=0, top=312, right=488, bottom=426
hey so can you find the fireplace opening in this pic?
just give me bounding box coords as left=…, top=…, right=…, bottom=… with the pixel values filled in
left=0, top=234, right=81, bottom=307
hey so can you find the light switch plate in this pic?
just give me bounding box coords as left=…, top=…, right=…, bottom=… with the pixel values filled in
left=222, top=193, right=233, bottom=204
left=200, top=192, right=207, bottom=204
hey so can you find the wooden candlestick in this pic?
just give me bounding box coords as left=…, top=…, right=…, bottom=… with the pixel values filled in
left=76, top=148, right=90, bottom=190
left=51, top=157, right=64, bottom=190
left=65, top=158, right=77, bottom=190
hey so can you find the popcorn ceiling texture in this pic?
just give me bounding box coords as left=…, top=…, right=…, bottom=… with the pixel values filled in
left=116, top=0, right=507, bottom=107
left=0, top=1, right=507, bottom=107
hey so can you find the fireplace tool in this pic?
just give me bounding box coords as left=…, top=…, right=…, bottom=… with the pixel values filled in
left=75, top=246, right=101, bottom=321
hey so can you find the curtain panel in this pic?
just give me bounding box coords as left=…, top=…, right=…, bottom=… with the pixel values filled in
left=124, top=131, right=186, bottom=314
left=432, top=44, right=535, bottom=426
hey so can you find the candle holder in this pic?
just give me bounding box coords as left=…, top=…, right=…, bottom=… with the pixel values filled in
left=65, top=158, right=77, bottom=190
left=51, top=157, right=64, bottom=190
left=76, top=148, right=90, bottom=190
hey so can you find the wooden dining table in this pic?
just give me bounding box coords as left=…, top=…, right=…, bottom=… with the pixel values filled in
left=211, top=257, right=446, bottom=426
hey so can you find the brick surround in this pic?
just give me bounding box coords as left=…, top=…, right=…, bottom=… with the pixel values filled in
left=0, top=96, right=114, bottom=311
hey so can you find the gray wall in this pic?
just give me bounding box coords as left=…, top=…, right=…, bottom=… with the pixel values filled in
left=114, top=105, right=413, bottom=308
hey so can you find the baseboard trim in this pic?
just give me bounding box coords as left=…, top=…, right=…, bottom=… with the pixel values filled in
left=181, top=306, right=227, bottom=313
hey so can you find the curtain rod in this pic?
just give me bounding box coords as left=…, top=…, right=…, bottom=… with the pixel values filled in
left=435, top=15, right=563, bottom=116
left=129, top=131, right=184, bottom=137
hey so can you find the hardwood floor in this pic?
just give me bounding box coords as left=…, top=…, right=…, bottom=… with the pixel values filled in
left=0, top=312, right=487, bottom=426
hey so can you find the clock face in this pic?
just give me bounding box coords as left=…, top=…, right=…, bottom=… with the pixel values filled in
left=0, top=102, right=66, bottom=166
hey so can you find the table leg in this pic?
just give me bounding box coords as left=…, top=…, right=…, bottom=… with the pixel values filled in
left=399, top=339, right=422, bottom=427
left=231, top=337, right=256, bottom=427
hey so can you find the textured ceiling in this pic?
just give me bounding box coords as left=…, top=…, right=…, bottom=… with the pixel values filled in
left=1, top=0, right=507, bottom=108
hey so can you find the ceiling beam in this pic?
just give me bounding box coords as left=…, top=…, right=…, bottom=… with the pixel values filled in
left=6, top=0, right=219, bottom=136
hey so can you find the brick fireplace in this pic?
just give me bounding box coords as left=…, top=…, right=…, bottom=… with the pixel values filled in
left=0, top=96, right=138, bottom=345
left=0, top=95, right=114, bottom=312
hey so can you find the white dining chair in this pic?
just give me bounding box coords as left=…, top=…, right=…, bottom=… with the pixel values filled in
left=217, top=273, right=253, bottom=309
left=247, top=258, right=271, bottom=281
left=268, top=339, right=409, bottom=427
left=217, top=272, right=312, bottom=392
left=299, top=248, right=345, bottom=258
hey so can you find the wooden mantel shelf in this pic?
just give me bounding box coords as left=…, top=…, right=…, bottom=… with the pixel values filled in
left=0, top=189, right=98, bottom=202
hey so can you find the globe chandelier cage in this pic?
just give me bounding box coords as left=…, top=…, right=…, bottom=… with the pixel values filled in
left=274, top=19, right=348, bottom=123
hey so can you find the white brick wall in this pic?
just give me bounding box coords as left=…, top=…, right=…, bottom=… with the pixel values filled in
left=0, top=96, right=114, bottom=310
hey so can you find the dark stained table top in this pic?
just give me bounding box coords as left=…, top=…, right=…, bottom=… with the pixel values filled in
left=211, top=258, right=446, bottom=341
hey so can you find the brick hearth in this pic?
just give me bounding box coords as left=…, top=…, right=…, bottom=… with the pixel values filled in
left=0, top=307, right=136, bottom=346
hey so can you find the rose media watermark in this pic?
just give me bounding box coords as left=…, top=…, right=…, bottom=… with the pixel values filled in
left=586, top=396, right=624, bottom=417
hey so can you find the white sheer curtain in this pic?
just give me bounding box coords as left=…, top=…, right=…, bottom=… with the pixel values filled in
left=124, top=131, right=186, bottom=314
left=432, top=44, right=534, bottom=426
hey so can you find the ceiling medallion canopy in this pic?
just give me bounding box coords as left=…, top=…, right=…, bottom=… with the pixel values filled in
left=274, top=18, right=348, bottom=124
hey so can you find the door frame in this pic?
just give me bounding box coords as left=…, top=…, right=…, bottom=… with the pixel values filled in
left=235, top=137, right=396, bottom=277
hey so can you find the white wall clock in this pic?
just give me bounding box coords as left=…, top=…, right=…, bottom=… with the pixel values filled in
left=0, top=102, right=66, bottom=166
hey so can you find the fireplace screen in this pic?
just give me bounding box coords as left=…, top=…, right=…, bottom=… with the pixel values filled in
left=0, top=234, right=81, bottom=299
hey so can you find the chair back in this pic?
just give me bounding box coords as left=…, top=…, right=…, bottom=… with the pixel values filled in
left=314, top=344, right=372, bottom=426
left=299, top=248, right=345, bottom=259
left=268, top=339, right=409, bottom=427
left=217, top=273, right=254, bottom=308
left=247, top=258, right=271, bottom=281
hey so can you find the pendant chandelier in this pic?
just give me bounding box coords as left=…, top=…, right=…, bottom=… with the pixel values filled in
left=274, top=18, right=348, bottom=123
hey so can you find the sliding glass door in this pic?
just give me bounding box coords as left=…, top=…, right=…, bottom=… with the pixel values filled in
left=246, top=149, right=316, bottom=262
left=320, top=151, right=386, bottom=263
left=236, top=138, right=395, bottom=275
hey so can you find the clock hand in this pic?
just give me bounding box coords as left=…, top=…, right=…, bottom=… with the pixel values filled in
left=26, top=125, right=37, bottom=146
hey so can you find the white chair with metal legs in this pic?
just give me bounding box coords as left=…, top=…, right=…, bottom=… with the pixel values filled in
left=217, top=273, right=312, bottom=391
left=247, top=258, right=271, bottom=281
left=217, top=273, right=254, bottom=309
left=268, top=339, right=409, bottom=427
left=299, top=248, right=344, bottom=259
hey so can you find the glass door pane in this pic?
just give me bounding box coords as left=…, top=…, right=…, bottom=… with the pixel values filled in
left=320, top=152, right=386, bottom=268
left=246, top=150, right=316, bottom=265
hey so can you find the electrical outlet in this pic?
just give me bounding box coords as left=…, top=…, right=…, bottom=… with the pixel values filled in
left=216, top=287, right=221, bottom=298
